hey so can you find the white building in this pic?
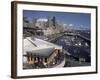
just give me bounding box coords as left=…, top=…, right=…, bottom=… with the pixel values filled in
left=23, top=37, right=64, bottom=68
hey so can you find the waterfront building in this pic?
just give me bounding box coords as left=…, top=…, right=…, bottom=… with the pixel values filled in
left=23, top=37, right=64, bottom=68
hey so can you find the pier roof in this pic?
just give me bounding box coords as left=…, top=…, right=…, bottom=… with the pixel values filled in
left=24, top=37, right=62, bottom=57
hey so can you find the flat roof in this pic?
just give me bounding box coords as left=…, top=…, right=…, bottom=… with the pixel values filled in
left=24, top=37, right=62, bottom=57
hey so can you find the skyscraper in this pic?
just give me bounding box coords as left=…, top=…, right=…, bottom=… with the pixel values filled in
left=52, top=16, right=56, bottom=26
left=47, top=16, right=53, bottom=27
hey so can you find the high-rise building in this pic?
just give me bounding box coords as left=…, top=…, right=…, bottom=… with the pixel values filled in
left=32, top=18, right=37, bottom=28
left=52, top=16, right=56, bottom=26
left=47, top=16, right=53, bottom=27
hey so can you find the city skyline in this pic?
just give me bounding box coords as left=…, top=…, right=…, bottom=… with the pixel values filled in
left=23, top=10, right=91, bottom=69
left=23, top=10, right=91, bottom=30
left=23, top=10, right=91, bottom=29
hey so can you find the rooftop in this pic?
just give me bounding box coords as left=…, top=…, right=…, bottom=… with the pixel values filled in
left=24, top=37, right=62, bottom=57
